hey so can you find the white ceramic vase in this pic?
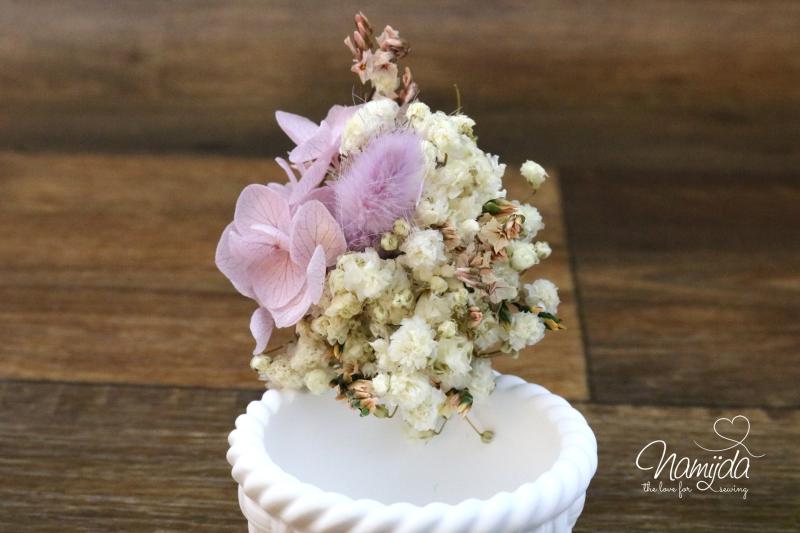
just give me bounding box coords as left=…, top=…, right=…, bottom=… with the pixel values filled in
left=227, top=374, right=597, bottom=533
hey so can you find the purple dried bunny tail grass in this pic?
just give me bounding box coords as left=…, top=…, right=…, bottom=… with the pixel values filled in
left=333, top=131, right=425, bottom=250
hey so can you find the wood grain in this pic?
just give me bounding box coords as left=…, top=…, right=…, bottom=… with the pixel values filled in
left=577, top=402, right=800, bottom=532
left=2, top=381, right=797, bottom=531
left=0, top=151, right=588, bottom=399
left=1, top=1, right=798, bottom=173
left=561, top=169, right=800, bottom=408
left=0, top=381, right=252, bottom=531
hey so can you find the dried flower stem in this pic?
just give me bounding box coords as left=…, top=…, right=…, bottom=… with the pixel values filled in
left=453, top=84, right=462, bottom=114
left=475, top=349, right=504, bottom=359
left=465, top=415, right=495, bottom=443
left=262, top=342, right=290, bottom=356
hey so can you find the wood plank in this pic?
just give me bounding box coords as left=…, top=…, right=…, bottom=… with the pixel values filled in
left=0, top=152, right=587, bottom=399
left=577, top=403, right=800, bottom=531
left=1, top=381, right=796, bottom=531
left=562, top=169, right=800, bottom=407
left=0, top=381, right=253, bottom=531
left=0, top=1, right=798, bottom=173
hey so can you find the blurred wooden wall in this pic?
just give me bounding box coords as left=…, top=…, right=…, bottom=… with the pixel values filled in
left=1, top=0, right=798, bottom=172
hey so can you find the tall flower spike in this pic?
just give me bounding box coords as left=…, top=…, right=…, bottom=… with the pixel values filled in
left=398, top=66, right=419, bottom=104
left=377, top=25, right=409, bottom=58
left=344, top=12, right=416, bottom=104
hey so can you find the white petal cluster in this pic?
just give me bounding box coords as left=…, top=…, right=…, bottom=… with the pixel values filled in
left=524, top=279, right=560, bottom=314
left=520, top=160, right=548, bottom=191
left=381, top=316, right=436, bottom=371
left=399, top=228, right=447, bottom=281
left=506, top=312, right=546, bottom=352
left=514, top=202, right=544, bottom=240
left=468, top=358, right=496, bottom=402
left=508, top=241, right=539, bottom=271
left=340, top=99, right=399, bottom=154
left=435, top=335, right=473, bottom=390
left=406, top=103, right=506, bottom=229
left=335, top=248, right=396, bottom=301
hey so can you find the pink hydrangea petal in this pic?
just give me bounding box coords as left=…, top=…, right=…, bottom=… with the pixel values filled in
left=275, top=111, right=319, bottom=146
left=286, top=105, right=358, bottom=164
left=290, top=200, right=346, bottom=267
left=304, top=245, right=327, bottom=302
left=270, top=245, right=326, bottom=328
left=289, top=152, right=333, bottom=204
left=249, top=224, right=291, bottom=249
left=305, top=185, right=336, bottom=215
left=250, top=307, right=274, bottom=355
left=234, top=184, right=291, bottom=236
left=215, top=223, right=255, bottom=298
left=276, top=157, right=298, bottom=184
left=266, top=181, right=293, bottom=202
left=322, top=105, right=359, bottom=136
left=289, top=123, right=332, bottom=163
left=250, top=249, right=305, bottom=308
left=227, top=228, right=277, bottom=260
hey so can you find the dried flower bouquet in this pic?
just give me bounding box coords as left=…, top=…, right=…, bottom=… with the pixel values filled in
left=216, top=12, right=563, bottom=439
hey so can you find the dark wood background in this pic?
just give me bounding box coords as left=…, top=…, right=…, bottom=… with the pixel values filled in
left=1, top=1, right=798, bottom=531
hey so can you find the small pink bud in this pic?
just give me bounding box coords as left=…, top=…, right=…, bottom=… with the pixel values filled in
left=467, top=306, right=483, bottom=327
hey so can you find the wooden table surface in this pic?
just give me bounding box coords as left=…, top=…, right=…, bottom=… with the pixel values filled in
left=1, top=1, right=799, bottom=531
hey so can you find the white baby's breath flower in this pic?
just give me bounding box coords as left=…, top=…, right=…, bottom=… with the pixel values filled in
left=338, top=249, right=395, bottom=301
left=468, top=358, right=496, bottom=402
left=514, top=203, right=544, bottom=240
left=533, top=241, right=552, bottom=260
left=262, top=357, right=305, bottom=389
left=341, top=331, right=371, bottom=365
left=372, top=372, right=390, bottom=396
left=400, top=386, right=446, bottom=432
left=459, top=218, right=481, bottom=240
left=437, top=320, right=457, bottom=338
left=449, top=285, right=469, bottom=307
left=310, top=314, right=351, bottom=346
left=506, top=312, right=545, bottom=352
left=524, top=279, right=560, bottom=314
left=474, top=312, right=503, bottom=352
left=386, top=371, right=432, bottom=409
left=390, top=286, right=414, bottom=310
left=392, top=218, right=411, bottom=237
left=340, top=99, right=399, bottom=154
left=520, top=160, right=547, bottom=191
left=491, top=263, right=520, bottom=302
left=382, top=316, right=437, bottom=371
left=415, top=195, right=450, bottom=226
left=414, top=292, right=452, bottom=325
left=372, top=70, right=399, bottom=97
left=507, top=241, right=539, bottom=271
left=380, top=232, right=399, bottom=251
left=324, top=292, right=362, bottom=319
left=399, top=229, right=446, bottom=281
left=429, top=275, right=448, bottom=295
left=304, top=368, right=334, bottom=395
left=290, top=333, right=329, bottom=373
left=450, top=114, right=476, bottom=137
left=435, top=335, right=473, bottom=390
left=404, top=101, right=431, bottom=128
left=250, top=355, right=269, bottom=374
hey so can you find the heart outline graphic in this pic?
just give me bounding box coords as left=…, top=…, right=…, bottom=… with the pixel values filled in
left=694, top=415, right=765, bottom=458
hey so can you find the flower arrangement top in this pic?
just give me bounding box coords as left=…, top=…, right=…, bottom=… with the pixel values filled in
left=216, top=12, right=563, bottom=440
